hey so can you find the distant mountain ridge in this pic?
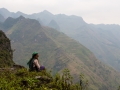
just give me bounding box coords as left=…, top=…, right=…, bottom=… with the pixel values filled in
left=1, top=8, right=120, bottom=71
left=0, top=8, right=86, bottom=29
left=71, top=24, right=120, bottom=71
left=0, top=16, right=120, bottom=90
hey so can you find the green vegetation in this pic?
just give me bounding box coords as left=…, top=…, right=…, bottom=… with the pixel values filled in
left=1, top=8, right=120, bottom=72
left=118, top=86, right=120, bottom=90
left=0, top=68, right=88, bottom=90
left=0, top=30, right=14, bottom=67
left=0, top=17, right=120, bottom=90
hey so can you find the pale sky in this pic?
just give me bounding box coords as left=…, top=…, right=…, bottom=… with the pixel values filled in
left=0, top=0, right=120, bottom=24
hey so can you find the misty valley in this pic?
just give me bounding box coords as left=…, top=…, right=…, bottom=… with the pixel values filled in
left=0, top=8, right=120, bottom=90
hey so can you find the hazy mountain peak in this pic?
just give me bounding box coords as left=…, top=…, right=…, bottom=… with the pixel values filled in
left=41, top=10, right=53, bottom=15
left=16, top=15, right=25, bottom=20
left=16, top=11, right=24, bottom=15
left=48, top=19, right=60, bottom=30
left=5, top=17, right=14, bottom=21
left=56, top=14, right=67, bottom=17
left=0, top=8, right=11, bottom=18
left=42, top=10, right=51, bottom=13
left=0, top=8, right=9, bottom=12
left=2, top=16, right=26, bottom=31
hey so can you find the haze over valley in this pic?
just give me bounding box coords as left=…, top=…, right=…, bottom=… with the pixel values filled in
left=1, top=8, right=120, bottom=72
left=1, top=6, right=120, bottom=89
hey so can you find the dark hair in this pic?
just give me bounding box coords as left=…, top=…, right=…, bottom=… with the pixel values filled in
left=27, top=53, right=38, bottom=65
left=32, top=53, right=38, bottom=58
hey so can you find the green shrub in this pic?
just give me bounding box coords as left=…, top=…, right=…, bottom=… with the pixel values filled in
left=0, top=68, right=88, bottom=90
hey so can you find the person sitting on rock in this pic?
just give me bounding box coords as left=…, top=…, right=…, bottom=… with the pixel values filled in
left=27, top=52, right=45, bottom=72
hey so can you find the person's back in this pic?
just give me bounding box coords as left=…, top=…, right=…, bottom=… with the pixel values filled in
left=28, top=58, right=36, bottom=71
left=27, top=52, right=45, bottom=72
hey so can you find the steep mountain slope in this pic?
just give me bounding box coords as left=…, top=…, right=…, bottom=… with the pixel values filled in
left=0, top=30, right=14, bottom=67
left=0, top=14, right=5, bottom=22
left=1, top=16, right=120, bottom=90
left=0, top=8, right=11, bottom=18
left=48, top=19, right=60, bottom=30
left=70, top=24, right=120, bottom=71
left=1, top=8, right=120, bottom=72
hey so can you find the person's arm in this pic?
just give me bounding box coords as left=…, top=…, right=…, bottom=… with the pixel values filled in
left=34, top=59, right=40, bottom=69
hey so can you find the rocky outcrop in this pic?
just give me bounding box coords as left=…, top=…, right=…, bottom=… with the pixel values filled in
left=0, top=30, right=14, bottom=67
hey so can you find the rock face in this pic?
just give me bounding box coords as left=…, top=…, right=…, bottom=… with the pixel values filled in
left=0, top=30, right=14, bottom=67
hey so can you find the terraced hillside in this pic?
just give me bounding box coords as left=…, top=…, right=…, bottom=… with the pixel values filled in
left=0, top=16, right=120, bottom=90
